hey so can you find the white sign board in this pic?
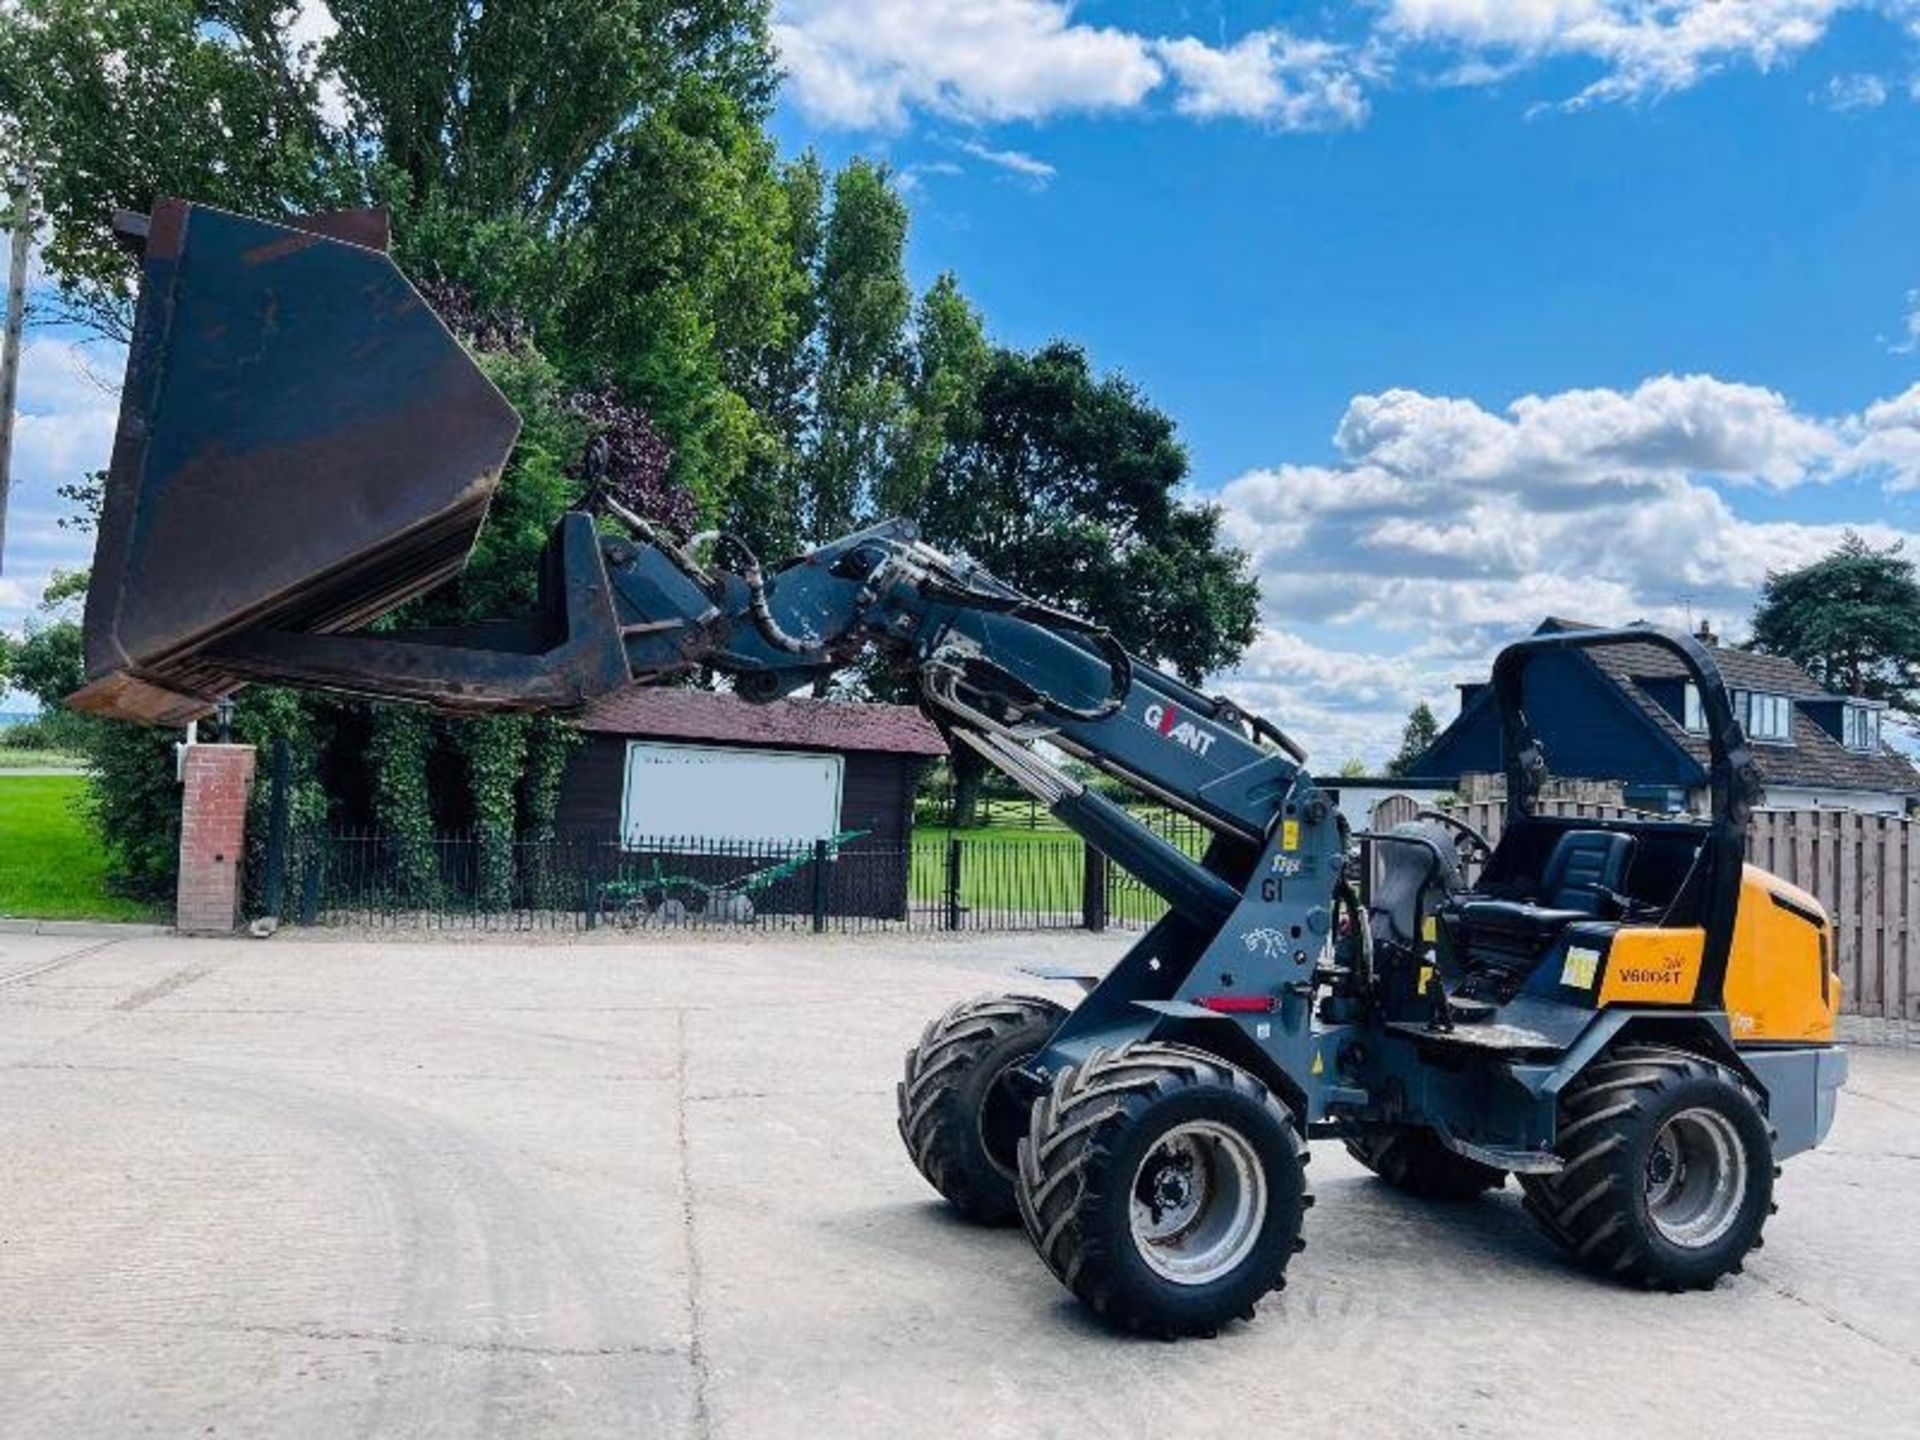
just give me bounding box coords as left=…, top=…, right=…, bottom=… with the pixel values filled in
left=621, top=741, right=845, bottom=846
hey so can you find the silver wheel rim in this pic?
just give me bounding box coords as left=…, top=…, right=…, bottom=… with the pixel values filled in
left=1645, top=1107, right=1749, bottom=1250
left=1129, top=1121, right=1268, bottom=1285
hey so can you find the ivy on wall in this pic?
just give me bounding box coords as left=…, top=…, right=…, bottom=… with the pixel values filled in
left=521, top=715, right=580, bottom=840
left=458, top=714, right=531, bottom=912
left=369, top=706, right=440, bottom=906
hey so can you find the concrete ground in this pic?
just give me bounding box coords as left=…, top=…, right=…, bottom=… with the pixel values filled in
left=1, top=927, right=1916, bottom=1440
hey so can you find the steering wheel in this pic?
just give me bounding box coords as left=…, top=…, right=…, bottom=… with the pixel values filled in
left=1417, top=808, right=1493, bottom=867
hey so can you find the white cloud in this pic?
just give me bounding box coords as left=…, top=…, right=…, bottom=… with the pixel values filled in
left=1888, top=289, right=1920, bottom=353
left=773, top=2, right=1914, bottom=136
left=1335, top=375, right=1841, bottom=491
left=0, top=337, right=120, bottom=641
left=288, top=1, right=347, bottom=126
left=1209, top=371, right=1920, bottom=763
left=1155, top=30, right=1369, bottom=129
left=1382, top=0, right=1847, bottom=107
left=956, top=140, right=1057, bottom=184
left=1854, top=381, right=1920, bottom=487
left=1818, top=72, right=1890, bottom=108
left=772, top=1, right=1163, bottom=129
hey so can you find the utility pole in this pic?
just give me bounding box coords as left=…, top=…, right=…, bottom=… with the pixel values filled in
left=0, top=178, right=30, bottom=579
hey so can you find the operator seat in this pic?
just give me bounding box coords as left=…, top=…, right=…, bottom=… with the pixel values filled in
left=1457, top=829, right=1636, bottom=953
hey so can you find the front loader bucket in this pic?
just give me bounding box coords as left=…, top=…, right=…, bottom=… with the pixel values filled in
left=71, top=199, right=520, bottom=724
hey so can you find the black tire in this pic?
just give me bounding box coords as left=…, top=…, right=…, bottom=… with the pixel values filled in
left=1520, top=1044, right=1775, bottom=1290
left=1344, top=1127, right=1506, bottom=1200
left=897, top=994, right=1068, bottom=1225
left=1016, top=1042, right=1311, bottom=1338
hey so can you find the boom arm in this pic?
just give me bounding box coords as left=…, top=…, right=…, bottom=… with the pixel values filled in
left=605, top=514, right=1305, bottom=838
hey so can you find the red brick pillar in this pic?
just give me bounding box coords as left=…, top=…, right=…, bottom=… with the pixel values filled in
left=176, top=743, right=257, bottom=935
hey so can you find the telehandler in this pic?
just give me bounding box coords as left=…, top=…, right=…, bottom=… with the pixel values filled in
left=73, top=201, right=1847, bottom=1337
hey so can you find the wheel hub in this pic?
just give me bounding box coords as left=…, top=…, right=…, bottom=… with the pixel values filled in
left=1128, top=1121, right=1268, bottom=1285
left=1643, top=1106, right=1748, bottom=1250
left=1140, top=1149, right=1200, bottom=1229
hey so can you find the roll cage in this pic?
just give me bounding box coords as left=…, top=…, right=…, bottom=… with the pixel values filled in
left=1487, top=625, right=1765, bottom=1009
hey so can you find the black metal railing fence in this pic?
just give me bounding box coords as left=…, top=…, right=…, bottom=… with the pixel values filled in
left=259, top=827, right=1183, bottom=935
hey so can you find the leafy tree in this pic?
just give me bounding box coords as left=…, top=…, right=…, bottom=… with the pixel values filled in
left=555, top=80, right=802, bottom=510
left=1387, top=702, right=1440, bottom=777
left=928, top=341, right=1257, bottom=682
left=1338, top=757, right=1369, bottom=778
left=723, top=151, right=825, bottom=558
left=0, top=0, right=347, bottom=337
left=885, top=272, right=988, bottom=520
left=803, top=158, right=910, bottom=541
left=7, top=620, right=82, bottom=709
left=79, top=721, right=183, bottom=902
left=1750, top=533, right=1920, bottom=718
left=923, top=341, right=1259, bottom=822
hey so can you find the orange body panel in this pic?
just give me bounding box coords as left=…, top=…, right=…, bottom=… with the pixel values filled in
left=1724, top=865, right=1838, bottom=1043
left=1597, top=928, right=1705, bottom=1006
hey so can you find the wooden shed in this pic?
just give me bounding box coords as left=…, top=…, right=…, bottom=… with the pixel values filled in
left=553, top=688, right=949, bottom=919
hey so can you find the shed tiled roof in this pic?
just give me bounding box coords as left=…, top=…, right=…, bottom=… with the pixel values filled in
left=577, top=687, right=949, bottom=757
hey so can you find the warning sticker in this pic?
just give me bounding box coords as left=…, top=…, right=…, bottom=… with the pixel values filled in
left=1281, top=819, right=1301, bottom=851
left=1561, top=946, right=1601, bottom=990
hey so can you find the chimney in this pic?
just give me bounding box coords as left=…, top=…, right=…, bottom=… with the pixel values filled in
left=1695, top=617, right=1718, bottom=648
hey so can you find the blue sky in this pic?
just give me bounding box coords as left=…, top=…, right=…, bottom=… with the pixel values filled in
left=6, top=1, right=1920, bottom=764
left=768, top=0, right=1920, bottom=759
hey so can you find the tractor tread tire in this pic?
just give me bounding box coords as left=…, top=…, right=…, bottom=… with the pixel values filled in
left=897, top=994, right=1067, bottom=1225
left=1015, top=1042, right=1310, bottom=1338
left=1344, top=1127, right=1506, bottom=1200
left=1520, top=1044, right=1772, bottom=1291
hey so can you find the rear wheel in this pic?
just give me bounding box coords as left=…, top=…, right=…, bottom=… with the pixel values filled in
left=897, top=994, right=1068, bottom=1224
left=1521, top=1044, right=1774, bottom=1289
left=1344, top=1127, right=1506, bottom=1200
left=1016, top=1043, right=1310, bottom=1338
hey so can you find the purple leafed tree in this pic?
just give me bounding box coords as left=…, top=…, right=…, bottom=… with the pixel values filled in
left=566, top=384, right=690, bottom=530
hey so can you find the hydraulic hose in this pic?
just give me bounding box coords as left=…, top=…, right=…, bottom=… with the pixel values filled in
left=920, top=578, right=1132, bottom=724
left=711, top=533, right=817, bottom=655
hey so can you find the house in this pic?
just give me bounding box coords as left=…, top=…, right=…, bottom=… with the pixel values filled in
left=553, top=687, right=950, bottom=918
left=1405, top=619, right=1920, bottom=815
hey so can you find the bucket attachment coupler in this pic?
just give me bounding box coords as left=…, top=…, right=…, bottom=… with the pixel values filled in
left=73, top=199, right=530, bottom=723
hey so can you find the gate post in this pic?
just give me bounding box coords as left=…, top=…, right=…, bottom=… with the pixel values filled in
left=1081, top=841, right=1107, bottom=932
left=176, top=743, right=258, bottom=934
left=811, top=838, right=830, bottom=933
left=945, top=836, right=963, bottom=931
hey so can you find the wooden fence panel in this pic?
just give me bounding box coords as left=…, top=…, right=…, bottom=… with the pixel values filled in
left=1367, top=794, right=1424, bottom=832
left=1905, top=825, right=1920, bottom=1019
left=1364, top=795, right=1920, bottom=1018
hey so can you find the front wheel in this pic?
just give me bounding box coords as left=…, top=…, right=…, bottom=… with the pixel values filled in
left=1016, top=1043, right=1310, bottom=1338
left=1521, top=1044, right=1774, bottom=1290
left=897, top=994, right=1068, bottom=1224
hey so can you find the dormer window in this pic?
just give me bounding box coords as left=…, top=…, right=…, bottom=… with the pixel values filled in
left=1682, top=682, right=1707, bottom=734
left=1844, top=705, right=1881, bottom=752
left=1733, top=689, right=1792, bottom=743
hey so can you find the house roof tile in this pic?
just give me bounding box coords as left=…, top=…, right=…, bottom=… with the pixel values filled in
left=1577, top=638, right=1920, bottom=796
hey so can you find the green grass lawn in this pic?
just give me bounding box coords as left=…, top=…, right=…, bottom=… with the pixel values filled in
left=908, top=826, right=1175, bottom=923
left=0, top=775, right=159, bottom=922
